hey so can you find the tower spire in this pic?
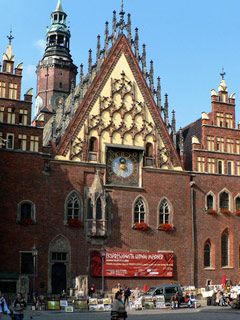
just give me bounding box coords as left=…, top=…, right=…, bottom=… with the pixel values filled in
left=55, top=0, right=63, bottom=12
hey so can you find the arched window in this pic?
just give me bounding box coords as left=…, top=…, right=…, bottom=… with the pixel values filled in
left=159, top=199, right=170, bottom=224
left=134, top=198, right=146, bottom=223
left=204, top=241, right=211, bottom=268
left=96, top=198, right=102, bottom=220
left=221, top=230, right=229, bottom=267
left=236, top=197, right=240, bottom=211
left=220, top=191, right=229, bottom=209
left=17, top=201, right=35, bottom=223
left=65, top=192, right=81, bottom=222
left=207, top=194, right=213, bottom=210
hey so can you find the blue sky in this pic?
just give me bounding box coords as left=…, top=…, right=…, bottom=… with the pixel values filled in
left=0, top=0, right=240, bottom=128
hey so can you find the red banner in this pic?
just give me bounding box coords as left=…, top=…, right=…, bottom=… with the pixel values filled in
left=90, top=251, right=174, bottom=278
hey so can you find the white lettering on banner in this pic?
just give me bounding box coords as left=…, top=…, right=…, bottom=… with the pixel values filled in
left=106, top=252, right=167, bottom=260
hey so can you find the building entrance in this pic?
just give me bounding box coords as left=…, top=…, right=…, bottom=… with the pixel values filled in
left=51, top=263, right=66, bottom=294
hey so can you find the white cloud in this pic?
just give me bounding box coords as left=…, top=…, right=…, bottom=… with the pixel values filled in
left=35, top=39, right=45, bottom=54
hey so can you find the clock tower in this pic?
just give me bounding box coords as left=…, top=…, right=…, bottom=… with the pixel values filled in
left=35, top=0, right=77, bottom=122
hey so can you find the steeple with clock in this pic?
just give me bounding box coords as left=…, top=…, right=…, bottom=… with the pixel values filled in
left=35, top=0, right=77, bottom=123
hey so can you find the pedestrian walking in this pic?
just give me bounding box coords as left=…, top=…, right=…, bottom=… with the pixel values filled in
left=12, top=293, right=26, bottom=320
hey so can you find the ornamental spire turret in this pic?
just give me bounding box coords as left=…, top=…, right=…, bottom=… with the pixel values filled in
left=112, top=11, right=117, bottom=43
left=156, top=77, right=161, bottom=109
left=134, top=28, right=139, bottom=60
left=96, top=35, right=101, bottom=60
left=164, top=93, right=169, bottom=125
left=142, top=44, right=147, bottom=79
left=127, top=13, right=132, bottom=43
left=149, top=60, right=154, bottom=93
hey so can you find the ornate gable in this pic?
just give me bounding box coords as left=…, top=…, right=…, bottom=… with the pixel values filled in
left=56, top=35, right=182, bottom=170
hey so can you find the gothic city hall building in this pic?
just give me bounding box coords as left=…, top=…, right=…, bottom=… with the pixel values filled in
left=1, top=0, right=240, bottom=295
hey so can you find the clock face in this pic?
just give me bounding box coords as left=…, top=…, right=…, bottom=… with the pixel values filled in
left=106, top=148, right=140, bottom=186
left=112, top=156, right=134, bottom=178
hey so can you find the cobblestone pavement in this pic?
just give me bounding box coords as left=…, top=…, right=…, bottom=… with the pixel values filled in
left=25, top=306, right=240, bottom=320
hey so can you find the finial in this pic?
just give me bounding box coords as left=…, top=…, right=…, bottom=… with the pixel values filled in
left=142, top=44, right=147, bottom=79
left=119, top=0, right=125, bottom=32
left=134, top=28, right=139, bottom=60
left=96, top=35, right=101, bottom=60
left=171, top=110, right=176, bottom=133
left=179, top=127, right=184, bottom=155
left=127, top=14, right=132, bottom=43
left=112, top=11, right=117, bottom=43
left=88, top=49, right=92, bottom=75
left=121, top=0, right=124, bottom=13
left=220, top=67, right=226, bottom=80
left=156, top=77, right=161, bottom=109
left=80, top=64, right=84, bottom=84
left=149, top=60, right=154, bottom=93
left=164, top=93, right=169, bottom=125
left=104, top=22, right=109, bottom=53
left=7, top=29, right=14, bottom=45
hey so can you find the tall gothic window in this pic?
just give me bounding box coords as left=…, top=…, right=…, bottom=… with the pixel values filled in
left=207, top=194, right=213, bottom=210
left=159, top=199, right=170, bottom=224
left=220, top=191, right=229, bottom=209
left=65, top=192, right=81, bottom=222
left=134, top=198, right=146, bottom=223
left=204, top=241, right=211, bottom=268
left=221, top=230, right=229, bottom=267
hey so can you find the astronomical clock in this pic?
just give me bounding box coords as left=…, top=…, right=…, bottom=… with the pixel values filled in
left=106, top=148, right=141, bottom=187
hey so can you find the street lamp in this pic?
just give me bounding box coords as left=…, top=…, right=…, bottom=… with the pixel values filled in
left=101, top=250, right=106, bottom=296
left=32, top=244, right=38, bottom=296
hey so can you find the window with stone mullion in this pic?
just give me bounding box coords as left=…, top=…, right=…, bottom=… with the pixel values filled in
left=67, top=195, right=80, bottom=220
left=134, top=199, right=145, bottom=223
left=159, top=200, right=170, bottom=224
